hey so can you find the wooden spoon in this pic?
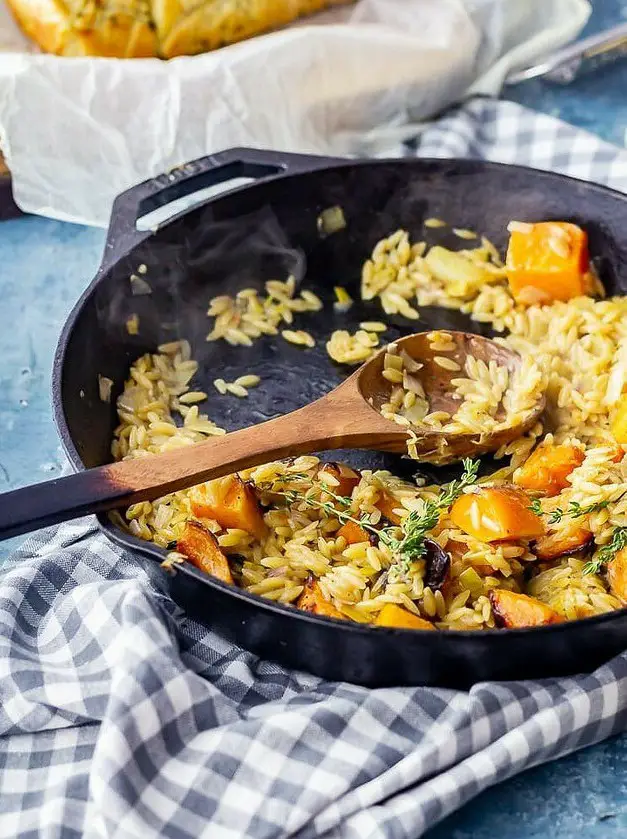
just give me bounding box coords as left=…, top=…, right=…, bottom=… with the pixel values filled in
left=0, top=331, right=543, bottom=540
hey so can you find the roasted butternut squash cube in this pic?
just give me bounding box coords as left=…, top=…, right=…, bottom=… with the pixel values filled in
left=506, top=221, right=590, bottom=305
left=318, top=462, right=361, bottom=498
left=450, top=485, right=545, bottom=543
left=337, top=520, right=374, bottom=545
left=533, top=522, right=593, bottom=561
left=177, top=521, right=233, bottom=585
left=607, top=547, right=627, bottom=603
left=489, top=589, right=563, bottom=628
left=297, top=579, right=345, bottom=620
left=376, top=491, right=404, bottom=525
left=516, top=443, right=584, bottom=496
left=375, top=604, right=436, bottom=631
left=190, top=475, right=266, bottom=540
left=611, top=397, right=627, bottom=445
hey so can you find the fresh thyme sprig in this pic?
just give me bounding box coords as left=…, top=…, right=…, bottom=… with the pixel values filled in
left=313, top=483, right=354, bottom=511
left=583, top=527, right=627, bottom=576
left=568, top=500, right=611, bottom=519
left=260, top=458, right=479, bottom=575
left=272, top=471, right=310, bottom=486
left=262, top=478, right=385, bottom=543
left=383, top=458, right=480, bottom=572
left=530, top=498, right=613, bottom=524
left=529, top=494, right=627, bottom=575
left=438, top=459, right=480, bottom=507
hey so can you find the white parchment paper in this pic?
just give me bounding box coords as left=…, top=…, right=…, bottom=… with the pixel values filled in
left=0, top=0, right=590, bottom=226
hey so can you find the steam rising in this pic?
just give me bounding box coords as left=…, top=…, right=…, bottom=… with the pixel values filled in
left=100, top=205, right=307, bottom=350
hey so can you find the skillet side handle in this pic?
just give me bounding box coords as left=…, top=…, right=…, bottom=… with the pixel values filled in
left=101, top=148, right=349, bottom=270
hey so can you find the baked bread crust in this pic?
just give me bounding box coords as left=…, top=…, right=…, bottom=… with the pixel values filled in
left=6, top=0, right=354, bottom=58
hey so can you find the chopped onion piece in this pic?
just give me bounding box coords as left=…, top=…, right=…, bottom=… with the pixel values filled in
left=318, top=206, right=347, bottom=237
left=98, top=375, right=114, bottom=403
left=130, top=274, right=152, bottom=295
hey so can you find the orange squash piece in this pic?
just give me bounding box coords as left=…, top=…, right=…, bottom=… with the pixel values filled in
left=505, top=221, right=590, bottom=305
left=607, top=547, right=627, bottom=603
left=177, top=521, right=233, bottom=585
left=190, top=475, right=266, bottom=540
left=516, top=443, right=584, bottom=496
left=450, top=485, right=545, bottom=543
left=376, top=491, right=403, bottom=525
left=489, top=589, right=563, bottom=628
left=337, top=520, right=374, bottom=545
left=611, top=397, right=627, bottom=445
left=297, top=579, right=346, bottom=620
left=375, top=603, right=436, bottom=631
left=318, top=462, right=361, bottom=498
left=533, top=522, right=593, bottom=561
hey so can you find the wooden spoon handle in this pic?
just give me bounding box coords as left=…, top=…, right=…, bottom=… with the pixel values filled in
left=0, top=390, right=401, bottom=541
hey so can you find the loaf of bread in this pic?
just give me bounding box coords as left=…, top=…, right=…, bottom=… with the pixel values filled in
left=7, top=0, right=355, bottom=58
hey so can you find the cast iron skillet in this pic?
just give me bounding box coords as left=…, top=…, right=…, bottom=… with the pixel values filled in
left=53, top=148, right=627, bottom=688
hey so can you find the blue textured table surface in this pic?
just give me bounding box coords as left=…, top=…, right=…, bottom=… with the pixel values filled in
left=1, top=1, right=626, bottom=836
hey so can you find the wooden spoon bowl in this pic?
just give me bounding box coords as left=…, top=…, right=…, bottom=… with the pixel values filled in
left=359, top=331, right=539, bottom=464
left=0, top=331, right=544, bottom=540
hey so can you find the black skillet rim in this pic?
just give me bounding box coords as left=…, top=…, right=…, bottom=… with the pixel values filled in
left=51, top=153, right=627, bottom=644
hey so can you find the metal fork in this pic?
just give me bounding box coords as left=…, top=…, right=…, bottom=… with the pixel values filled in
left=505, top=22, right=627, bottom=85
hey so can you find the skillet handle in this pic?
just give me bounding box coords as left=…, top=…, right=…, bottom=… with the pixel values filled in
left=0, top=377, right=402, bottom=542
left=102, top=147, right=348, bottom=269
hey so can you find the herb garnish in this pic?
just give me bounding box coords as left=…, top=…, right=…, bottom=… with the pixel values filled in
left=260, top=459, right=479, bottom=576
left=261, top=477, right=383, bottom=542
left=529, top=496, right=626, bottom=575
left=583, top=527, right=627, bottom=576
left=381, top=458, right=479, bottom=573
left=529, top=498, right=543, bottom=517
left=530, top=498, right=613, bottom=524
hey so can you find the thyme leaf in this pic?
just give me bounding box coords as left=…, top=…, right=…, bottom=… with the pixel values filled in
left=529, top=498, right=544, bottom=517
left=548, top=508, right=565, bottom=525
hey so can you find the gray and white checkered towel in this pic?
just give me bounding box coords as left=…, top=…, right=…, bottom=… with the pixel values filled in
left=2, top=99, right=627, bottom=839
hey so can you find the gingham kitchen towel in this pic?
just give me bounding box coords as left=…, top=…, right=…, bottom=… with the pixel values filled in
left=2, top=99, right=627, bottom=839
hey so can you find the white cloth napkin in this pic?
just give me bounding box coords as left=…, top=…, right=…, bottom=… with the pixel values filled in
left=0, top=0, right=589, bottom=227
